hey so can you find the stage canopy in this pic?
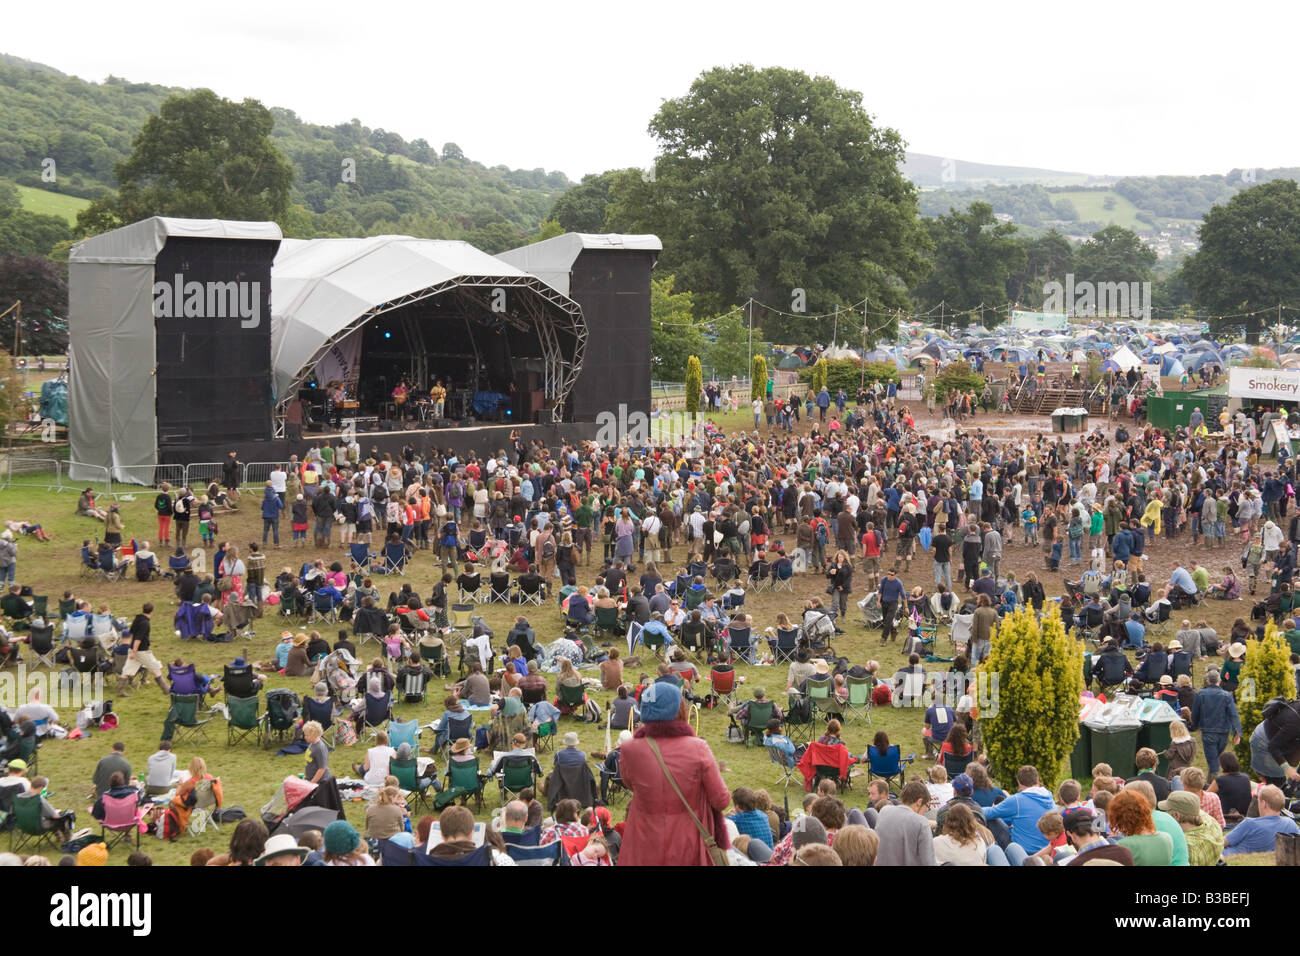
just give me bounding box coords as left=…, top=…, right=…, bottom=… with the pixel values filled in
left=68, top=217, right=282, bottom=481
left=271, top=237, right=587, bottom=424
left=496, top=233, right=662, bottom=296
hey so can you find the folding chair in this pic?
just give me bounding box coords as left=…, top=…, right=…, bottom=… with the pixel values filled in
left=266, top=688, right=304, bottom=748
left=709, top=666, right=738, bottom=708
left=79, top=546, right=100, bottom=579
left=805, top=674, right=837, bottom=720
left=226, top=694, right=263, bottom=746
left=594, top=605, right=622, bottom=640
left=99, top=791, right=145, bottom=851
left=726, top=625, right=754, bottom=664
left=167, top=693, right=217, bottom=745
left=389, top=717, right=419, bottom=753
left=770, top=627, right=801, bottom=663
left=842, top=675, right=874, bottom=726
left=516, top=577, right=544, bottom=606
left=442, top=756, right=486, bottom=810
left=398, top=668, right=428, bottom=704
left=772, top=559, right=794, bottom=593
left=457, top=579, right=484, bottom=603
left=942, top=750, right=974, bottom=778
left=767, top=741, right=799, bottom=790
left=362, top=693, right=393, bottom=742
left=865, top=744, right=915, bottom=794
left=534, top=719, right=557, bottom=752
left=747, top=560, right=771, bottom=592
left=506, top=841, right=564, bottom=866
left=557, top=682, right=588, bottom=720
left=679, top=621, right=708, bottom=660
left=382, top=542, right=408, bottom=576
left=785, top=693, right=816, bottom=746
left=739, top=699, right=774, bottom=747
left=498, top=753, right=540, bottom=805
left=390, top=755, right=435, bottom=811
left=30, top=595, right=48, bottom=619
left=9, top=793, right=58, bottom=854
left=27, top=624, right=56, bottom=668
left=308, top=590, right=340, bottom=626
left=349, top=542, right=375, bottom=571
left=188, top=778, right=221, bottom=835
left=488, top=572, right=513, bottom=605
left=950, top=612, right=974, bottom=652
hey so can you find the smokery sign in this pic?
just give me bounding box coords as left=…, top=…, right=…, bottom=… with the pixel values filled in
left=1229, top=367, right=1300, bottom=401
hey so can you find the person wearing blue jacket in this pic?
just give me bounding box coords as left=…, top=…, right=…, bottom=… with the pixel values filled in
left=1111, top=525, right=1134, bottom=564
left=984, top=765, right=1057, bottom=854
left=261, top=482, right=285, bottom=547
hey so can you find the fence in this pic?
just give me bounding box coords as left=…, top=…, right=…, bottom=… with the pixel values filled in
left=0, top=458, right=111, bottom=497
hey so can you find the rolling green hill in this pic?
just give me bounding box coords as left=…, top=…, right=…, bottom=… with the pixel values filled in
left=13, top=183, right=88, bottom=223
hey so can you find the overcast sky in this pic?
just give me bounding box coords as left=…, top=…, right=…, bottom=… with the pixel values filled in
left=9, top=0, right=1297, bottom=181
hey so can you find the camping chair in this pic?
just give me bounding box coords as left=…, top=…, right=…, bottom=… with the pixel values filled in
left=740, top=699, right=775, bottom=747
left=805, top=674, right=837, bottom=720
left=679, top=621, right=708, bottom=659
left=671, top=573, right=691, bottom=598
left=389, top=718, right=419, bottom=753
left=638, top=622, right=670, bottom=660
left=28, top=623, right=56, bottom=668
left=930, top=592, right=957, bottom=626
left=389, top=755, right=435, bottom=811
left=30, top=595, right=47, bottom=620
left=533, top=719, right=557, bottom=753
left=226, top=694, right=263, bottom=747
left=950, top=612, right=974, bottom=652
left=498, top=753, right=541, bottom=805
left=362, top=692, right=393, bottom=742
left=769, top=627, right=801, bottom=663
left=1149, top=600, right=1173, bottom=636
left=308, top=589, right=340, bottom=626
left=942, top=749, right=975, bottom=778
left=457, top=578, right=484, bottom=603
left=488, top=572, right=513, bottom=605
left=80, top=546, right=99, bottom=579
left=9, top=793, right=58, bottom=853
left=506, top=841, right=564, bottom=866
left=167, top=693, right=217, bottom=745
left=727, top=625, right=754, bottom=664
left=399, top=668, right=428, bottom=704
left=1078, top=606, right=1106, bottom=645
left=684, top=587, right=707, bottom=610
left=265, top=688, right=301, bottom=748
left=842, top=675, right=874, bottom=726
left=784, top=693, right=816, bottom=746
left=516, top=575, right=544, bottom=606
left=447, top=604, right=475, bottom=644
left=434, top=711, right=475, bottom=755
left=62, top=613, right=91, bottom=643
left=441, top=755, right=486, bottom=810
left=594, top=605, right=622, bottom=640
left=557, top=682, right=588, bottom=720
left=767, top=740, right=799, bottom=790
left=11, top=730, right=38, bottom=776
left=381, top=542, right=408, bottom=576
left=419, top=638, right=450, bottom=678
left=710, top=666, right=738, bottom=708
left=747, top=560, right=771, bottom=592
left=772, top=559, right=794, bottom=592
left=99, top=790, right=145, bottom=851
left=722, top=588, right=746, bottom=613
left=349, top=542, right=376, bottom=571
left=865, top=744, right=915, bottom=794
left=858, top=591, right=884, bottom=628
left=188, top=778, right=221, bottom=835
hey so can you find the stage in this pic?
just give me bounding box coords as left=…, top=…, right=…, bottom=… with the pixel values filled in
left=157, top=420, right=602, bottom=468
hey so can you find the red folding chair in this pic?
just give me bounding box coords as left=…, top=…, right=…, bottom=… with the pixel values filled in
left=100, top=791, right=145, bottom=851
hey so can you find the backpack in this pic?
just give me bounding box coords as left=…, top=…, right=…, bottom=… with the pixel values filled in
left=815, top=522, right=829, bottom=546
left=541, top=537, right=556, bottom=559
left=357, top=496, right=373, bottom=521
left=155, top=493, right=171, bottom=515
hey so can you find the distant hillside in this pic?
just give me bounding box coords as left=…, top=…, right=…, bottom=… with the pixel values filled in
left=0, top=53, right=570, bottom=251
left=904, top=152, right=1105, bottom=188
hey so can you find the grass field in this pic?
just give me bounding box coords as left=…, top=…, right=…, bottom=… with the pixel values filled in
left=0, top=407, right=1274, bottom=865
left=13, top=184, right=90, bottom=224
left=1053, top=190, right=1147, bottom=230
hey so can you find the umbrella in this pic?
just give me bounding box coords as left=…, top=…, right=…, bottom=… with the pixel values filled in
left=276, top=806, right=342, bottom=839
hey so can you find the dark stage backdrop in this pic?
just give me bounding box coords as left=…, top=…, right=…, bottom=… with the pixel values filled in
left=153, top=237, right=277, bottom=446
left=566, top=249, right=655, bottom=421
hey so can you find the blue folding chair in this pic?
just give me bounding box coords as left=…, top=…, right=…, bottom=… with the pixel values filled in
left=381, top=542, right=407, bottom=575
left=505, top=841, right=566, bottom=866
left=389, top=717, right=419, bottom=752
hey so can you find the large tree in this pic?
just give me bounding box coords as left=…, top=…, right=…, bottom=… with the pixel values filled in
left=0, top=255, right=69, bottom=354
left=912, top=202, right=1025, bottom=325
left=548, top=170, right=622, bottom=233
left=77, top=89, right=294, bottom=233
left=1006, top=229, right=1074, bottom=307
left=607, top=65, right=929, bottom=337
left=649, top=274, right=707, bottom=381
left=1183, top=179, right=1300, bottom=341
left=1073, top=224, right=1157, bottom=288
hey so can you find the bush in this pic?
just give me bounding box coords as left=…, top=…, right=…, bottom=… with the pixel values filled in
left=933, top=360, right=986, bottom=401
left=685, top=355, right=702, bottom=416
left=1240, top=350, right=1280, bottom=370
left=1236, top=621, right=1295, bottom=778
left=977, top=604, right=1083, bottom=790
left=796, top=358, right=898, bottom=394
left=812, top=357, right=828, bottom=395
left=751, top=355, right=767, bottom=402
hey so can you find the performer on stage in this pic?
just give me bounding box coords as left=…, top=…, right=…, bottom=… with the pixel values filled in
left=329, top=381, right=346, bottom=428
left=430, top=379, right=446, bottom=421
left=392, top=380, right=409, bottom=421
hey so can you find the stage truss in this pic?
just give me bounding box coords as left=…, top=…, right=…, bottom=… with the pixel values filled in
left=273, top=275, right=586, bottom=435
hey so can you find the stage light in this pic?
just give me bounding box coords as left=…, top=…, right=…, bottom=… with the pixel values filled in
left=384, top=331, right=391, bottom=339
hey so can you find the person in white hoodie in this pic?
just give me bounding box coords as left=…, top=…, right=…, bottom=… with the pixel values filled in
left=1263, top=519, right=1285, bottom=563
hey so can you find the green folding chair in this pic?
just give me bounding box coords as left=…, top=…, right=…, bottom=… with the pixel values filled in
left=226, top=694, right=262, bottom=746
left=534, top=719, right=557, bottom=752
left=558, top=682, right=587, bottom=720
left=743, top=699, right=775, bottom=747
left=390, top=755, right=434, bottom=811
left=437, top=755, right=485, bottom=810
left=498, top=754, right=539, bottom=806
left=842, top=675, right=874, bottom=726
left=10, top=792, right=59, bottom=854
left=166, top=693, right=217, bottom=745
left=805, top=675, right=837, bottom=721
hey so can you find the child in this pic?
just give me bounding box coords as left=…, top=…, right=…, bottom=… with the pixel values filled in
left=197, top=496, right=215, bottom=546
left=571, top=833, right=611, bottom=866
left=1021, top=505, right=1038, bottom=545
left=291, top=495, right=309, bottom=548
left=1033, top=810, right=1073, bottom=864
left=1161, top=719, right=1196, bottom=779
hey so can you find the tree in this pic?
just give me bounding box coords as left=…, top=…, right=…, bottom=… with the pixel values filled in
left=811, top=358, right=828, bottom=396
left=548, top=170, right=621, bottom=233
left=685, top=356, right=702, bottom=415
left=1183, top=179, right=1300, bottom=341
left=912, top=202, right=1025, bottom=324
left=0, top=349, right=27, bottom=435
left=932, top=360, right=986, bottom=400
left=1237, top=621, right=1295, bottom=778
left=798, top=358, right=897, bottom=393
left=1006, top=229, right=1074, bottom=306
left=607, top=65, right=929, bottom=322
left=77, top=89, right=294, bottom=232
left=978, top=605, right=1083, bottom=789
left=650, top=274, right=706, bottom=381
left=1073, top=225, right=1157, bottom=289
left=751, top=355, right=767, bottom=401
left=0, top=255, right=68, bottom=354
left=706, top=309, right=749, bottom=379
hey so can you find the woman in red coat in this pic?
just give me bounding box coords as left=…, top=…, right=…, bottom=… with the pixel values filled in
left=617, top=681, right=732, bottom=866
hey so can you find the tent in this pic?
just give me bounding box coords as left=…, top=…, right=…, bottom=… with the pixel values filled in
left=1109, top=345, right=1142, bottom=372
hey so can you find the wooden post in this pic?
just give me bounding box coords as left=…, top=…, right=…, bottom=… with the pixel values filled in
left=1276, top=832, right=1300, bottom=866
